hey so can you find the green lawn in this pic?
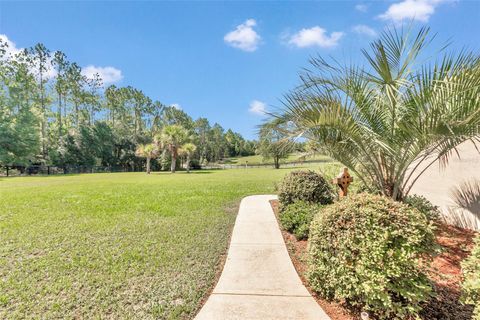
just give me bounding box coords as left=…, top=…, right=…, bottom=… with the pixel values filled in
left=221, top=152, right=331, bottom=165
left=0, top=165, right=338, bottom=319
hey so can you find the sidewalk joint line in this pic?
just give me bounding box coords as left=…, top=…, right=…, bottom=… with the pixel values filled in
left=211, top=292, right=311, bottom=298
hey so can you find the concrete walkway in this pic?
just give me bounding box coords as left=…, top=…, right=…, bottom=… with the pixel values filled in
left=195, top=195, right=330, bottom=320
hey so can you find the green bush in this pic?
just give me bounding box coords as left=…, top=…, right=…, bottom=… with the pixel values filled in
left=277, top=170, right=334, bottom=206
left=404, top=194, right=440, bottom=221
left=279, top=201, right=321, bottom=240
left=462, top=236, right=480, bottom=320
left=308, top=193, right=436, bottom=319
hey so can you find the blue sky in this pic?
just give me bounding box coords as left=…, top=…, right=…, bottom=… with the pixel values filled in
left=1, top=1, right=479, bottom=139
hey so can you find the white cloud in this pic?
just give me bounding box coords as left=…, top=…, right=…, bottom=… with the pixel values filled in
left=355, top=4, right=368, bottom=12
left=81, top=65, right=123, bottom=84
left=248, top=100, right=267, bottom=115
left=0, top=34, right=22, bottom=58
left=0, top=34, right=57, bottom=79
left=170, top=103, right=182, bottom=110
left=224, top=19, right=261, bottom=52
left=378, top=0, right=446, bottom=23
left=352, top=25, right=378, bottom=37
left=287, top=26, right=344, bottom=48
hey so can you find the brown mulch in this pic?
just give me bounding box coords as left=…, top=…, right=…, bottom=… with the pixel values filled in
left=420, top=222, right=476, bottom=320
left=269, top=199, right=477, bottom=320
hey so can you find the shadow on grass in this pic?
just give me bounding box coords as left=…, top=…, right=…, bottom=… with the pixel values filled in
left=0, top=173, right=84, bottom=180
left=149, top=170, right=214, bottom=175
left=185, top=171, right=214, bottom=174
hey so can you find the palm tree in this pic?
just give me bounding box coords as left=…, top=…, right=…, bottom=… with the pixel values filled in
left=179, top=143, right=197, bottom=173
left=135, top=143, right=158, bottom=174
left=156, top=125, right=189, bottom=173
left=275, top=27, right=480, bottom=200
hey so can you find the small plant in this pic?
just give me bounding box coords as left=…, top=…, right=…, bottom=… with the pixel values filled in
left=277, top=170, right=334, bottom=206
left=308, top=193, right=436, bottom=319
left=461, top=236, right=480, bottom=320
left=404, top=194, right=440, bottom=221
left=279, top=201, right=321, bottom=240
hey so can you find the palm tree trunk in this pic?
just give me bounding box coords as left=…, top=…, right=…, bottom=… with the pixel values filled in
left=171, top=154, right=176, bottom=173
left=146, top=157, right=151, bottom=174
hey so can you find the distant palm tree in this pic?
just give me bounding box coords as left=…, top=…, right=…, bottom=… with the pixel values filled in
left=180, top=142, right=197, bottom=173
left=135, top=143, right=158, bottom=174
left=156, top=125, right=189, bottom=173
left=276, top=27, right=480, bottom=200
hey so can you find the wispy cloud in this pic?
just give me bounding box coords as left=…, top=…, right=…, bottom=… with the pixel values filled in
left=286, top=26, right=344, bottom=48
left=355, top=4, right=368, bottom=12
left=81, top=66, right=123, bottom=85
left=379, top=0, right=446, bottom=23
left=352, top=25, right=378, bottom=37
left=224, top=19, right=261, bottom=52
left=248, top=100, right=267, bottom=115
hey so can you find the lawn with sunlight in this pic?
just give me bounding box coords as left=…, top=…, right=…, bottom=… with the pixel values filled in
left=0, top=165, right=337, bottom=319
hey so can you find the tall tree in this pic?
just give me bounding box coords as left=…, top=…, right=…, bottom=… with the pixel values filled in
left=0, top=45, right=40, bottom=166
left=85, top=72, right=102, bottom=125
left=0, top=39, right=256, bottom=172
left=210, top=123, right=227, bottom=162
left=105, top=85, right=120, bottom=128
left=194, top=117, right=211, bottom=164
left=52, top=51, right=69, bottom=137
left=29, top=43, right=51, bottom=160
left=66, top=63, right=86, bottom=128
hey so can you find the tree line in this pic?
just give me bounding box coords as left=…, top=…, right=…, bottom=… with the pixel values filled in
left=0, top=39, right=257, bottom=173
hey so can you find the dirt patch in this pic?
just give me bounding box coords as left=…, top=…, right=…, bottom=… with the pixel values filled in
left=270, top=199, right=477, bottom=320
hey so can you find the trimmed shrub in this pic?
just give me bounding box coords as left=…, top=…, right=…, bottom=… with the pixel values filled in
left=462, top=236, right=480, bottom=320
left=278, top=170, right=334, bottom=206
left=279, top=201, right=322, bottom=240
left=404, top=194, right=440, bottom=221
left=308, top=193, right=436, bottom=319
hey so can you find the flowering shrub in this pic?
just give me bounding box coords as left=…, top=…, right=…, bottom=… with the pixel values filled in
left=404, top=194, right=440, bottom=221
left=277, top=170, right=334, bottom=206
left=308, top=193, right=436, bottom=319
left=279, top=201, right=322, bottom=240
left=462, top=236, right=480, bottom=320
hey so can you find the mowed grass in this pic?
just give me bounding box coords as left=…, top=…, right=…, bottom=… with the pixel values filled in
left=221, top=152, right=332, bottom=165
left=0, top=165, right=335, bottom=319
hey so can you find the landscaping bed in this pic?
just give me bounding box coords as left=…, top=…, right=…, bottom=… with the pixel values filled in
left=270, top=199, right=477, bottom=320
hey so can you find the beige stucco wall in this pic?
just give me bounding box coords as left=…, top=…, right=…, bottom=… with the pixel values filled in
left=409, top=140, right=480, bottom=231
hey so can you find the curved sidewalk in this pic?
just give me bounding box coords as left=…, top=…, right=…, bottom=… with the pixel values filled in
left=195, top=195, right=330, bottom=320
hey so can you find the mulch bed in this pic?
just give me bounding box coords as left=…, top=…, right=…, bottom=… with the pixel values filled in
left=270, top=199, right=477, bottom=320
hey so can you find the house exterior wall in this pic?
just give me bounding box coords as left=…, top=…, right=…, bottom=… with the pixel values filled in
left=410, top=141, right=480, bottom=231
